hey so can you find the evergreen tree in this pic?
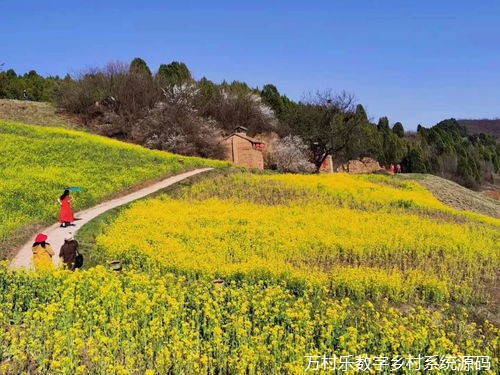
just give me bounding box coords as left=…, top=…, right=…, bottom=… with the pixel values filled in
left=157, top=61, right=192, bottom=86
left=129, top=58, right=152, bottom=77
left=355, top=104, right=368, bottom=122
left=377, top=116, right=390, bottom=132
left=261, top=84, right=283, bottom=115
left=392, top=122, right=405, bottom=138
left=402, top=148, right=427, bottom=173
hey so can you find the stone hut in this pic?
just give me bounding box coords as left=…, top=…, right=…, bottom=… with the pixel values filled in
left=223, top=127, right=265, bottom=169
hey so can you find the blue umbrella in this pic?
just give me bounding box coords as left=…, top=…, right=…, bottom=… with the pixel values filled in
left=66, top=186, right=83, bottom=191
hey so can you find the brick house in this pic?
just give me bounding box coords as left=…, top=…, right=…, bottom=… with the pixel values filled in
left=223, top=127, right=265, bottom=169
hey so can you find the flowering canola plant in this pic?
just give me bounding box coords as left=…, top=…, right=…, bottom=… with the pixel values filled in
left=0, top=264, right=497, bottom=374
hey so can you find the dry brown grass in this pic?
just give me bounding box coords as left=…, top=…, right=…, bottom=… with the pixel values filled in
left=403, top=173, right=500, bottom=218
left=485, top=190, right=500, bottom=201
left=0, top=99, right=81, bottom=128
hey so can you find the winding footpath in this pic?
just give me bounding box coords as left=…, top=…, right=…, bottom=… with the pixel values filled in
left=10, top=168, right=213, bottom=269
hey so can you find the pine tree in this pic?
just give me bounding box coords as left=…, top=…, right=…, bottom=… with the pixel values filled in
left=392, top=122, right=405, bottom=138
left=157, top=61, right=192, bottom=86
left=129, top=58, right=152, bottom=77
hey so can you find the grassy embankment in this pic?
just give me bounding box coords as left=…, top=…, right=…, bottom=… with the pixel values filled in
left=0, top=99, right=81, bottom=129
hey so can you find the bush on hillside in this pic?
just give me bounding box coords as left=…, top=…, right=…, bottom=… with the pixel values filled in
left=132, top=101, right=225, bottom=159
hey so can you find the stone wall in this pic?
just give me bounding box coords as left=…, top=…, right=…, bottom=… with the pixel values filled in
left=336, top=157, right=382, bottom=174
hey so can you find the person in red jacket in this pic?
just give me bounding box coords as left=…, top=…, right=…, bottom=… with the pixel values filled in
left=389, top=163, right=395, bottom=174
left=58, top=189, right=74, bottom=227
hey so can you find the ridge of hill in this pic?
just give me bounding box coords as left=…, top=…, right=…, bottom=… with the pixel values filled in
left=458, top=118, right=500, bottom=140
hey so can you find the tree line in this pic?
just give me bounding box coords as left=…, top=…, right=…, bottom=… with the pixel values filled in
left=1, top=59, right=498, bottom=187
left=0, top=68, right=65, bottom=101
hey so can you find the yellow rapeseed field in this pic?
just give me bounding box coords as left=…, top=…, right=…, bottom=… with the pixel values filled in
left=1, top=156, right=498, bottom=373
left=96, top=173, right=499, bottom=304
left=0, top=264, right=497, bottom=374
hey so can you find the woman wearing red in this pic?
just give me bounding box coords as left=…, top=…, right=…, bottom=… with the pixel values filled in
left=58, top=189, right=74, bottom=227
left=32, top=233, right=55, bottom=270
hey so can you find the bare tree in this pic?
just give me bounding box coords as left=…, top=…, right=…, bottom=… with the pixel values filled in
left=132, top=101, right=225, bottom=159
left=54, top=60, right=277, bottom=160
left=292, top=90, right=365, bottom=171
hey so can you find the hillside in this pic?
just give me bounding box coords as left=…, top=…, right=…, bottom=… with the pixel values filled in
left=0, top=166, right=498, bottom=372
left=0, top=99, right=81, bottom=128
left=0, top=111, right=499, bottom=372
left=95, top=172, right=499, bottom=296
left=405, top=174, right=500, bottom=218
left=43, top=171, right=498, bottom=373
left=458, top=119, right=500, bottom=140
left=0, top=120, right=228, bottom=259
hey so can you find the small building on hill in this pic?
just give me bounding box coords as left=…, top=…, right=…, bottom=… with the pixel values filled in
left=223, top=127, right=265, bottom=169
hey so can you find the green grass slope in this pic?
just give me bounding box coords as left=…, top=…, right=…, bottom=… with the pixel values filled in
left=0, top=120, right=229, bottom=258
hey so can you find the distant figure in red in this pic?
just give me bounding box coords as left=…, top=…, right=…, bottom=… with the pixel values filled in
left=389, top=163, right=395, bottom=173
left=58, top=189, right=74, bottom=227
left=396, top=164, right=402, bottom=174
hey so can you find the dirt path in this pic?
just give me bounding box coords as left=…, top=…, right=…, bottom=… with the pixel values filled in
left=10, top=168, right=213, bottom=270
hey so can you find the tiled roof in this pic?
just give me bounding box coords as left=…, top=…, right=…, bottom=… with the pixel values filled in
left=225, top=132, right=265, bottom=144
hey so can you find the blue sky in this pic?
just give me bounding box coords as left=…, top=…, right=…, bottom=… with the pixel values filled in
left=1, top=0, right=499, bottom=130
